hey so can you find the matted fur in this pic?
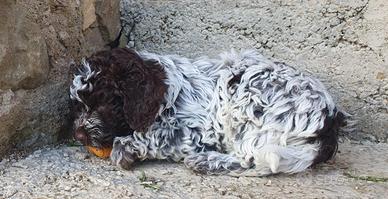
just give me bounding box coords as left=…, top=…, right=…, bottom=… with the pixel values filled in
left=70, top=48, right=350, bottom=176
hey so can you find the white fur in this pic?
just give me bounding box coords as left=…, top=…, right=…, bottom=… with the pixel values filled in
left=70, top=59, right=100, bottom=111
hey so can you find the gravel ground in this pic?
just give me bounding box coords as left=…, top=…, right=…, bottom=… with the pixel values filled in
left=0, top=141, right=387, bottom=199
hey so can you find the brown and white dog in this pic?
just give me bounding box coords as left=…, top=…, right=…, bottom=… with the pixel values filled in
left=70, top=47, right=352, bottom=176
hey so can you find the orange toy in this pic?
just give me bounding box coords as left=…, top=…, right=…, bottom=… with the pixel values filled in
left=86, top=146, right=112, bottom=159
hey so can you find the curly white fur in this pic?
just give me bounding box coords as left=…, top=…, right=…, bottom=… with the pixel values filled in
left=70, top=59, right=100, bottom=111
left=78, top=49, right=346, bottom=176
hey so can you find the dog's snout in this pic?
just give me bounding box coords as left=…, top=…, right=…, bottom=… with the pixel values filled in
left=74, top=128, right=88, bottom=144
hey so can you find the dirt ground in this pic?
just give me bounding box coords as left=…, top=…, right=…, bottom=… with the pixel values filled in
left=0, top=140, right=387, bottom=199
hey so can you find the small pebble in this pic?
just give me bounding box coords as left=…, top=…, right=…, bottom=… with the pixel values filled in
left=265, top=180, right=272, bottom=186
left=11, top=162, right=28, bottom=169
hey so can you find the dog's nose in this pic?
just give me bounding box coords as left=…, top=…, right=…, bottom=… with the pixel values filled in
left=74, top=128, right=88, bottom=144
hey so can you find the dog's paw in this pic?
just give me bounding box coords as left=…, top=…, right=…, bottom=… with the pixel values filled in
left=110, top=138, right=136, bottom=170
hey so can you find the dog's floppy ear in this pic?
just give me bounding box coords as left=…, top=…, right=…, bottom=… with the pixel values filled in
left=114, top=49, right=167, bottom=132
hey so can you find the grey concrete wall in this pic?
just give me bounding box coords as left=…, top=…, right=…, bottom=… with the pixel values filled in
left=121, top=0, right=388, bottom=141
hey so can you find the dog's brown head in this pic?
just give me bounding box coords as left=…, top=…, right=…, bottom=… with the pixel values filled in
left=70, top=48, right=167, bottom=147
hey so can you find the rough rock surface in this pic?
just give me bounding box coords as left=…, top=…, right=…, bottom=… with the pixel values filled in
left=121, top=0, right=388, bottom=141
left=83, top=0, right=121, bottom=54
left=0, top=0, right=49, bottom=90
left=0, top=0, right=120, bottom=158
left=0, top=141, right=387, bottom=198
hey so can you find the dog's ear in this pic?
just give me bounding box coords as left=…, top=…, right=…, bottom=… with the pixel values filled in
left=86, top=48, right=167, bottom=132
left=115, top=50, right=167, bottom=132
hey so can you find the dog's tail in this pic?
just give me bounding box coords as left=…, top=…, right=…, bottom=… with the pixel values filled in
left=310, top=109, right=356, bottom=166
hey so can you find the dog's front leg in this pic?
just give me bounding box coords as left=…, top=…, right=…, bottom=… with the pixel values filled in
left=110, top=134, right=149, bottom=170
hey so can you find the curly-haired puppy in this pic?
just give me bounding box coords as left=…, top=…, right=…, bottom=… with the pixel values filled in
left=70, top=47, right=351, bottom=176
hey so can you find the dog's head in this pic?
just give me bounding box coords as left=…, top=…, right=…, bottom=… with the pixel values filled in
left=70, top=48, right=167, bottom=147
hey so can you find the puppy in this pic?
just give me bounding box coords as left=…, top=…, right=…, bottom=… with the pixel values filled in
left=70, top=47, right=350, bottom=176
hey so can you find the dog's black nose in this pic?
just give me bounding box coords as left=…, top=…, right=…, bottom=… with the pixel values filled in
left=74, top=128, right=88, bottom=144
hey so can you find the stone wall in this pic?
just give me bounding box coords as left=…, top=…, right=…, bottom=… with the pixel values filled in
left=121, top=0, right=388, bottom=141
left=0, top=0, right=120, bottom=158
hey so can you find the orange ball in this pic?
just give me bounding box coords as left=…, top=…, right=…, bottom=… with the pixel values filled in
left=86, top=146, right=112, bottom=159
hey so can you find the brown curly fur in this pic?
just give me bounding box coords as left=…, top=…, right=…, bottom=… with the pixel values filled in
left=73, top=48, right=167, bottom=147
